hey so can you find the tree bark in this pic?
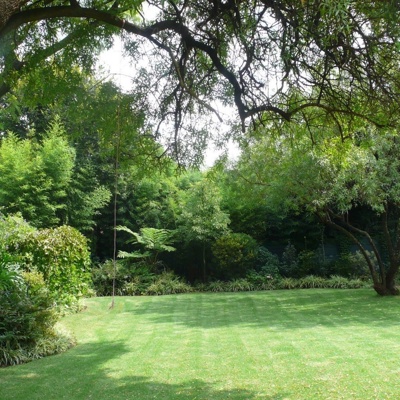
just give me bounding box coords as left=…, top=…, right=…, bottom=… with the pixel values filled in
left=323, top=213, right=399, bottom=296
left=0, top=0, right=27, bottom=31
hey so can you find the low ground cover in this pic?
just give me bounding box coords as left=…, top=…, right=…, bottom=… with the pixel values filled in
left=1, top=289, right=400, bottom=399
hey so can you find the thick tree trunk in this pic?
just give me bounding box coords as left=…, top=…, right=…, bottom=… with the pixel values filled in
left=0, top=0, right=27, bottom=31
left=322, top=212, right=400, bottom=296
left=373, top=280, right=399, bottom=296
left=374, top=262, right=400, bottom=295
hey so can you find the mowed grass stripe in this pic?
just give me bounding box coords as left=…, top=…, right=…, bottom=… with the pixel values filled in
left=1, top=289, right=400, bottom=399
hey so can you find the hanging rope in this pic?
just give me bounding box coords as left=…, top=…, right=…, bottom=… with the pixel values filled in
left=109, top=33, right=124, bottom=310
left=109, top=111, right=121, bottom=309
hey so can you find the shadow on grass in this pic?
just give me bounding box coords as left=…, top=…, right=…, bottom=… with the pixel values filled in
left=126, top=289, right=400, bottom=330
left=0, top=341, right=287, bottom=400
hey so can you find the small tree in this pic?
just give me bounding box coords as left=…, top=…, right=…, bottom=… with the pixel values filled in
left=212, top=233, right=258, bottom=279
left=176, top=179, right=230, bottom=281
left=116, top=226, right=176, bottom=269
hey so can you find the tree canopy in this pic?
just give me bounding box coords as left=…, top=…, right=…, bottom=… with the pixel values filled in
left=234, top=121, right=400, bottom=295
left=1, top=0, right=400, bottom=157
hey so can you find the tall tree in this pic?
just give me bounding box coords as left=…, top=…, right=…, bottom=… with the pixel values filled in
left=236, top=122, right=400, bottom=295
left=176, top=178, right=230, bottom=281
left=0, top=118, right=75, bottom=227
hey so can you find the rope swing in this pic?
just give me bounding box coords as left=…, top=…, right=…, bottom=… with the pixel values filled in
left=109, top=33, right=124, bottom=310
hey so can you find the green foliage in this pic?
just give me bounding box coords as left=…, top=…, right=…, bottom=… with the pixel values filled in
left=256, top=247, right=281, bottom=278
left=0, top=213, right=35, bottom=253
left=0, top=214, right=92, bottom=306
left=245, top=270, right=276, bottom=290
left=298, top=275, right=328, bottom=289
left=235, top=126, right=400, bottom=293
left=327, top=275, right=352, bottom=289
left=65, top=164, right=111, bottom=232
left=0, top=257, right=74, bottom=367
left=190, top=275, right=369, bottom=292
left=0, top=251, right=23, bottom=290
left=0, top=119, right=75, bottom=227
left=21, top=226, right=92, bottom=307
left=177, top=179, right=230, bottom=244
left=204, top=280, right=226, bottom=293
left=119, top=176, right=177, bottom=230
left=117, top=226, right=176, bottom=269
left=212, top=233, right=258, bottom=279
left=334, top=251, right=373, bottom=279
left=280, top=241, right=299, bottom=277
left=277, top=277, right=300, bottom=290
left=92, top=260, right=156, bottom=296
left=297, top=250, right=319, bottom=277
left=225, top=278, right=255, bottom=292
left=144, top=271, right=192, bottom=296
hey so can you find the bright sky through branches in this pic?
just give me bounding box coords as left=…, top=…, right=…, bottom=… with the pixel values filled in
left=97, top=39, right=240, bottom=168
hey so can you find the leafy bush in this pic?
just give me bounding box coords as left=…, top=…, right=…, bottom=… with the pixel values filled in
left=297, top=250, right=320, bottom=277
left=245, top=269, right=276, bottom=289
left=91, top=259, right=125, bottom=296
left=117, top=226, right=176, bottom=269
left=92, top=260, right=155, bottom=296
left=212, top=233, right=258, bottom=279
left=334, top=251, right=372, bottom=279
left=277, top=277, right=300, bottom=290
left=0, top=213, right=35, bottom=253
left=346, top=278, right=368, bottom=289
left=256, top=247, right=281, bottom=278
left=226, top=279, right=254, bottom=292
left=203, top=280, right=226, bottom=292
left=327, top=275, right=350, bottom=289
left=21, top=226, right=92, bottom=307
left=144, top=271, right=192, bottom=295
left=280, top=241, right=299, bottom=277
left=0, top=122, right=75, bottom=228
left=299, top=275, right=327, bottom=288
left=0, top=259, right=75, bottom=367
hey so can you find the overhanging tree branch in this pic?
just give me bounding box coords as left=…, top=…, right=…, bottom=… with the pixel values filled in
left=1, top=1, right=399, bottom=130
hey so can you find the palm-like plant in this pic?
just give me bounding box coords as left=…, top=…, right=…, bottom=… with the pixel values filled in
left=116, top=226, right=176, bottom=268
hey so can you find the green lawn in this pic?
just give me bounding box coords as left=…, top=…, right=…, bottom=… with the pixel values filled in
left=1, top=289, right=400, bottom=399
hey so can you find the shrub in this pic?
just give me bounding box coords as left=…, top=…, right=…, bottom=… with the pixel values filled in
left=277, top=277, right=300, bottom=290
left=193, top=282, right=208, bottom=292
left=92, top=260, right=156, bottom=296
left=226, top=278, right=254, bottom=292
left=297, top=250, right=320, bottom=277
left=327, top=275, right=353, bottom=289
left=0, top=251, right=23, bottom=290
left=212, top=233, right=258, bottom=279
left=0, top=260, right=75, bottom=367
left=257, top=247, right=281, bottom=278
left=334, top=251, right=372, bottom=279
left=205, top=280, right=226, bottom=292
left=299, top=275, right=327, bottom=289
left=91, top=259, right=126, bottom=296
left=245, top=269, right=277, bottom=290
left=280, top=241, right=299, bottom=277
left=0, top=213, right=35, bottom=254
left=144, top=271, right=192, bottom=295
left=121, top=278, right=143, bottom=296
left=347, top=278, right=369, bottom=289
left=21, top=226, right=92, bottom=307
